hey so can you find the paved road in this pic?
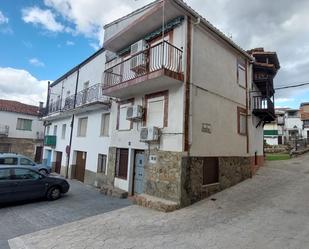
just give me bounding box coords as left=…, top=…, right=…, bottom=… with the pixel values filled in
left=0, top=180, right=131, bottom=249
left=9, top=153, right=309, bottom=249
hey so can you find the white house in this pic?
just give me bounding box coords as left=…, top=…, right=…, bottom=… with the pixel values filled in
left=0, top=99, right=44, bottom=161
left=42, top=48, right=111, bottom=186
left=100, top=0, right=280, bottom=207
left=43, top=0, right=281, bottom=209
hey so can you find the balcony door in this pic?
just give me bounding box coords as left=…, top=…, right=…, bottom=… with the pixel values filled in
left=82, top=82, right=89, bottom=104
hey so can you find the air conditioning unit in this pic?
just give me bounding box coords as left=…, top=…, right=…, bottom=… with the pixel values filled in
left=127, top=105, right=143, bottom=121
left=130, top=40, right=148, bottom=74
left=140, top=127, right=160, bottom=142
left=131, top=40, right=147, bottom=55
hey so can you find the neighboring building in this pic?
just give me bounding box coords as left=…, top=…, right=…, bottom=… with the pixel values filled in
left=0, top=99, right=44, bottom=161
left=264, top=110, right=285, bottom=145
left=284, top=109, right=303, bottom=141
left=42, top=48, right=111, bottom=186
left=300, top=103, right=309, bottom=139
left=99, top=0, right=280, bottom=207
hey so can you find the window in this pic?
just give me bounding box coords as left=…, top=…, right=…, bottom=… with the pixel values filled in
left=0, top=157, right=18, bottom=165
left=237, top=107, right=247, bottom=135
left=115, top=148, right=128, bottom=179
left=53, top=125, right=57, bottom=136
left=97, top=154, right=107, bottom=174
left=16, top=118, right=32, bottom=131
left=118, top=104, right=131, bottom=130
left=0, top=169, right=11, bottom=180
left=203, top=157, right=219, bottom=185
left=62, top=124, right=67, bottom=139
left=237, top=59, right=246, bottom=88
left=145, top=91, right=168, bottom=128
left=13, top=169, right=40, bottom=180
left=77, top=117, right=88, bottom=137
left=146, top=96, right=165, bottom=128
left=20, top=158, right=34, bottom=166
left=46, top=126, right=50, bottom=135
left=100, top=114, right=110, bottom=136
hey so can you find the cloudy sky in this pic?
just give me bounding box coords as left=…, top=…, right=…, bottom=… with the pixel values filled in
left=0, top=0, right=308, bottom=107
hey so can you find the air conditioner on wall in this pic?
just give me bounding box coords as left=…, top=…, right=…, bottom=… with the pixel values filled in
left=130, top=40, right=148, bottom=74
left=126, top=105, right=144, bottom=121
left=140, top=126, right=160, bottom=142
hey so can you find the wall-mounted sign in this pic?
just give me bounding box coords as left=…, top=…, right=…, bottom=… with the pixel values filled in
left=202, top=123, right=212, bottom=134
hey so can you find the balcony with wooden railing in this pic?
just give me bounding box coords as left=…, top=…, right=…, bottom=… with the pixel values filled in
left=47, top=83, right=110, bottom=116
left=102, top=41, right=184, bottom=98
left=252, top=96, right=276, bottom=122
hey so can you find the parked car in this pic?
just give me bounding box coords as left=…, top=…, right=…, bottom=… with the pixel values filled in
left=0, top=153, right=51, bottom=175
left=0, top=167, right=69, bottom=204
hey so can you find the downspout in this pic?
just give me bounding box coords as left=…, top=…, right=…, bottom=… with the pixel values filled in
left=65, top=69, right=80, bottom=179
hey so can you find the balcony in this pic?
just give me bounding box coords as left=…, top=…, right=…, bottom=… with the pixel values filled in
left=44, top=135, right=56, bottom=147
left=103, top=41, right=184, bottom=98
left=0, top=125, right=9, bottom=137
left=252, top=96, right=275, bottom=122
left=47, top=84, right=110, bottom=117
left=253, top=71, right=274, bottom=96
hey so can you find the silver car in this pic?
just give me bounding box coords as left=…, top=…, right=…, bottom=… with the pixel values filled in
left=0, top=153, right=51, bottom=175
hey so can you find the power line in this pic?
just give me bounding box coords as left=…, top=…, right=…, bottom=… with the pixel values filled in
left=275, top=82, right=309, bottom=90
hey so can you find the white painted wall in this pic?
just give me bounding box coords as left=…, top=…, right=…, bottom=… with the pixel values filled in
left=0, top=111, right=44, bottom=139
left=190, top=24, right=250, bottom=157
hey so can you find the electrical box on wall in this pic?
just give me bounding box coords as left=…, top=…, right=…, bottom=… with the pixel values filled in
left=149, top=155, right=157, bottom=164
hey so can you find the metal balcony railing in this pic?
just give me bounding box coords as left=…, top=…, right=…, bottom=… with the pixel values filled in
left=103, top=41, right=183, bottom=88
left=252, top=96, right=275, bottom=114
left=48, top=83, right=109, bottom=115
left=0, top=125, right=9, bottom=137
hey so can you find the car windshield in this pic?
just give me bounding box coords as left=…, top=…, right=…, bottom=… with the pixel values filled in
left=0, top=157, right=18, bottom=165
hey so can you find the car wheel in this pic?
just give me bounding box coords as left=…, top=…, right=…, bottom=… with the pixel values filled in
left=47, top=186, right=61, bottom=201
left=39, top=169, right=48, bottom=175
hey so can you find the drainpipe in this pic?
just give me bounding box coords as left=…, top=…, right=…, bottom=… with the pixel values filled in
left=66, top=69, right=80, bottom=179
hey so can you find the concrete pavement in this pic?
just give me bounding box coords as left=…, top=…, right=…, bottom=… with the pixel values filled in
left=0, top=180, right=131, bottom=249
left=9, top=153, right=309, bottom=249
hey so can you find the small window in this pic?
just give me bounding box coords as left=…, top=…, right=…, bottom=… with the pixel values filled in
left=0, top=157, right=18, bottom=165
left=118, top=104, right=131, bottom=130
left=203, top=157, right=219, bottom=185
left=46, top=126, right=50, bottom=135
left=20, top=158, right=34, bottom=166
left=53, top=125, right=57, bottom=136
left=115, top=148, right=128, bottom=179
left=101, top=114, right=110, bottom=136
left=97, top=154, right=107, bottom=174
left=0, top=169, right=11, bottom=180
left=238, top=107, right=247, bottom=135
left=237, top=59, right=246, bottom=88
left=147, top=96, right=165, bottom=128
left=77, top=117, right=88, bottom=137
left=16, top=118, right=32, bottom=131
left=13, top=169, right=40, bottom=180
left=62, top=124, right=67, bottom=139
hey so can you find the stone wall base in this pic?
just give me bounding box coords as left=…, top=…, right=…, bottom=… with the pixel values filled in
left=134, top=194, right=180, bottom=212
left=0, top=137, right=43, bottom=159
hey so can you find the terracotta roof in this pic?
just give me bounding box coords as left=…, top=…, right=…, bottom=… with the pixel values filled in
left=0, top=99, right=40, bottom=116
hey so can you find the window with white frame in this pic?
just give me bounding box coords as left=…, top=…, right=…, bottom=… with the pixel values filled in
left=146, top=96, right=165, bottom=128
left=61, top=124, right=66, bottom=139
left=77, top=117, right=88, bottom=137
left=46, top=126, right=50, bottom=135
left=237, top=59, right=246, bottom=88
left=53, top=125, right=57, bottom=135
left=100, top=113, right=110, bottom=136
left=16, top=118, right=32, bottom=131
left=97, top=154, right=107, bottom=174
left=118, top=104, right=131, bottom=130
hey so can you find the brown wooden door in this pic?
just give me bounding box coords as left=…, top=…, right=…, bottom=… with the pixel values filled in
left=34, top=146, right=43, bottom=163
left=75, top=151, right=86, bottom=182
left=55, top=151, right=62, bottom=174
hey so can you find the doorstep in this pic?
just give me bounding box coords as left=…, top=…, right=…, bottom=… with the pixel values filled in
left=133, top=194, right=180, bottom=212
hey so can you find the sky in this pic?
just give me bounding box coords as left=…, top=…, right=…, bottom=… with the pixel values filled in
left=0, top=0, right=308, bottom=108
